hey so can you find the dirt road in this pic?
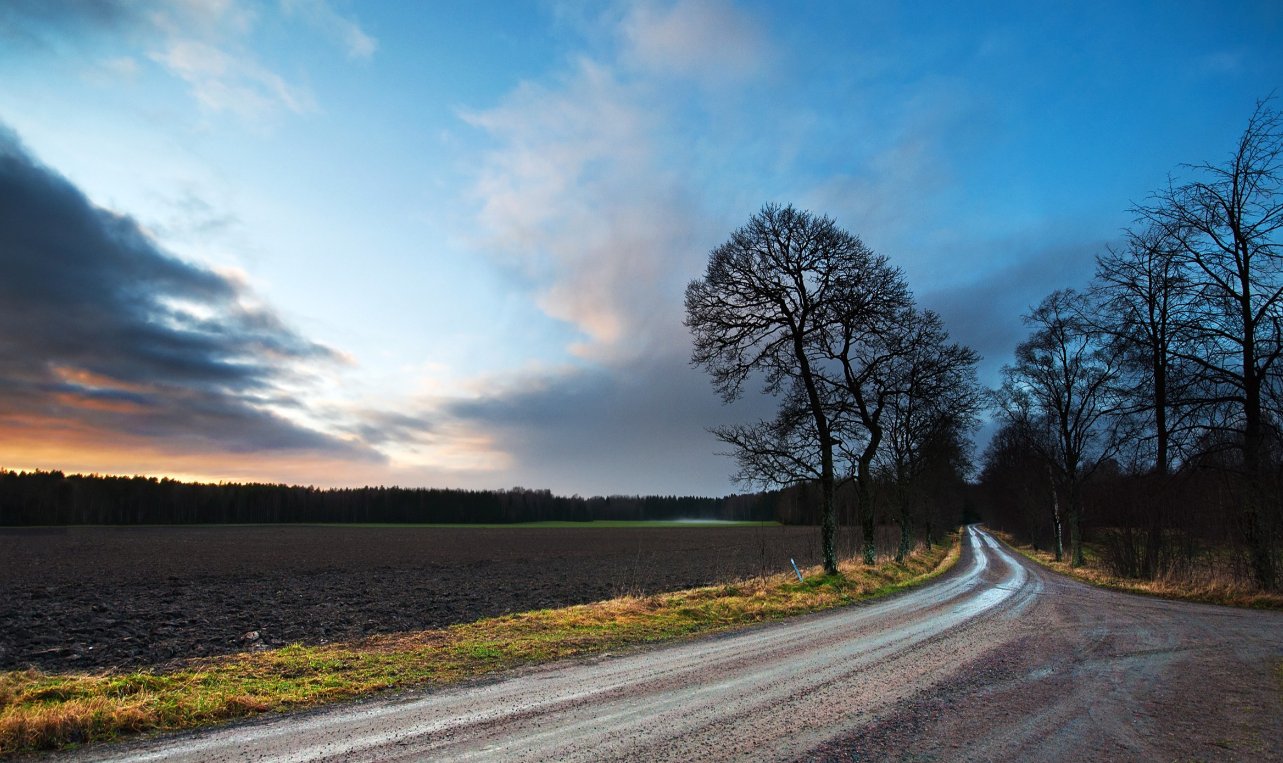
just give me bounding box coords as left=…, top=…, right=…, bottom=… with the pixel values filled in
left=61, top=526, right=1283, bottom=762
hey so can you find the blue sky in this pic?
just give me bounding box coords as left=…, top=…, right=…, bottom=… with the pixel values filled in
left=0, top=0, right=1280, bottom=496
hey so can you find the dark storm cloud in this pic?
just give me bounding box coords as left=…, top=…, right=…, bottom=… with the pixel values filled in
left=340, top=410, right=435, bottom=448
left=0, top=0, right=140, bottom=49
left=0, top=125, right=375, bottom=458
left=921, top=240, right=1103, bottom=385
left=446, top=354, right=779, bottom=497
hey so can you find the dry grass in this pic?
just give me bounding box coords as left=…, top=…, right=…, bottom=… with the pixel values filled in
left=991, top=530, right=1283, bottom=610
left=0, top=534, right=959, bottom=756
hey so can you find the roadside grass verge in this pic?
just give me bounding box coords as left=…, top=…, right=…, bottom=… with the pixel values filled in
left=0, top=534, right=958, bottom=756
left=991, top=530, right=1283, bottom=610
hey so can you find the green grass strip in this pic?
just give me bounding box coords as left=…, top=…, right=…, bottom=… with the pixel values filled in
left=0, top=534, right=958, bottom=756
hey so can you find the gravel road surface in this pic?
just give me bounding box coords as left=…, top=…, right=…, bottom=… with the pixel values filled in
left=59, top=526, right=1283, bottom=762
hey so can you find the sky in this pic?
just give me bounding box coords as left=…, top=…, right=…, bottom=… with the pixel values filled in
left=0, top=0, right=1280, bottom=497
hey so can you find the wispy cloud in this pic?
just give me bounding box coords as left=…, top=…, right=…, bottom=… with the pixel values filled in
left=0, top=0, right=374, bottom=126
left=150, top=38, right=315, bottom=120
left=282, top=0, right=377, bottom=60
left=464, top=56, right=706, bottom=363
left=447, top=0, right=978, bottom=493
left=618, top=0, right=771, bottom=85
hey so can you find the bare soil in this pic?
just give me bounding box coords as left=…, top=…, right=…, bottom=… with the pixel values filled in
left=0, top=524, right=821, bottom=672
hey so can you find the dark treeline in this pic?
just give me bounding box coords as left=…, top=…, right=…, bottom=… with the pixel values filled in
left=981, top=442, right=1273, bottom=583
left=769, top=467, right=975, bottom=548
left=0, top=469, right=779, bottom=526
left=980, top=99, right=1283, bottom=591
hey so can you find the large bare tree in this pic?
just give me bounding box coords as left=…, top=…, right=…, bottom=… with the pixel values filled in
left=685, top=203, right=875, bottom=575
left=1092, top=224, right=1198, bottom=476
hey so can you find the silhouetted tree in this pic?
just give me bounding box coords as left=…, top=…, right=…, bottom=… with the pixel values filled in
left=816, top=254, right=915, bottom=564
left=979, top=420, right=1057, bottom=548
left=1141, top=99, right=1283, bottom=588
left=686, top=203, right=876, bottom=574
left=992, top=289, right=1121, bottom=565
left=1091, top=224, right=1203, bottom=577
left=877, top=309, right=982, bottom=560
left=0, top=469, right=779, bottom=525
left=1092, top=224, right=1199, bottom=475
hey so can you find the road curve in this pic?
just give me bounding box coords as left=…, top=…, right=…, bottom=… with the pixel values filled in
left=64, top=526, right=1283, bottom=762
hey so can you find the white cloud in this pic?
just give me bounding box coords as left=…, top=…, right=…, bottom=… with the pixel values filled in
left=89, top=55, right=140, bottom=81
left=619, top=0, right=770, bottom=85
left=151, top=38, right=315, bottom=120
left=147, top=0, right=258, bottom=38
left=4, top=0, right=363, bottom=125
left=464, top=57, right=705, bottom=363
left=281, top=0, right=377, bottom=60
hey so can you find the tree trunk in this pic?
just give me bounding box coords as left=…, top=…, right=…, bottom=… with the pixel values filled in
left=1153, top=347, right=1169, bottom=477
left=896, top=495, right=912, bottom=563
left=1068, top=508, right=1083, bottom=567
left=1049, top=466, right=1063, bottom=562
left=820, top=443, right=838, bottom=576
left=857, top=463, right=876, bottom=565
left=1067, top=478, right=1084, bottom=567
left=1241, top=291, right=1276, bottom=589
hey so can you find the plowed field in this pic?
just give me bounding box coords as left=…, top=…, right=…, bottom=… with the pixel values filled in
left=1, top=524, right=822, bottom=672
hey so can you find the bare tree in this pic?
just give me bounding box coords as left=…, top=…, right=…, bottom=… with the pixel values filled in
left=1142, top=100, right=1283, bottom=588
left=712, top=379, right=835, bottom=503
left=1092, top=224, right=1199, bottom=475
left=992, top=289, right=1121, bottom=565
left=816, top=259, right=915, bottom=564
left=878, top=309, right=982, bottom=561
left=685, top=203, right=876, bottom=575
left=979, top=420, right=1054, bottom=548
left=1091, top=224, right=1203, bottom=578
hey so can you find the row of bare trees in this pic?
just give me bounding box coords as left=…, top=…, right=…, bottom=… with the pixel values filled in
left=685, top=204, right=982, bottom=575
left=984, top=100, right=1283, bottom=590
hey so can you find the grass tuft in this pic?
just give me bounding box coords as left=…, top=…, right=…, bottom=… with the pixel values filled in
left=0, top=533, right=958, bottom=756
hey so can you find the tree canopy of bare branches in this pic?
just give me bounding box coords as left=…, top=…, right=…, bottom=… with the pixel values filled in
left=991, top=289, right=1121, bottom=565
left=687, top=203, right=982, bottom=571
left=685, top=203, right=873, bottom=574
left=1140, top=99, right=1283, bottom=587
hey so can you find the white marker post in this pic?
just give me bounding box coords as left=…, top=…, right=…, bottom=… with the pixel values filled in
left=790, top=558, right=804, bottom=582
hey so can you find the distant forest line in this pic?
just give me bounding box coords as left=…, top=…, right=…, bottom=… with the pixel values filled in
left=0, top=469, right=788, bottom=526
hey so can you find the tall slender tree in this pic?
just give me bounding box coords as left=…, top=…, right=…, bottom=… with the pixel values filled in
left=817, top=256, right=915, bottom=564
left=1092, top=224, right=1196, bottom=475
left=879, top=309, right=982, bottom=561
left=992, top=290, right=1121, bottom=565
